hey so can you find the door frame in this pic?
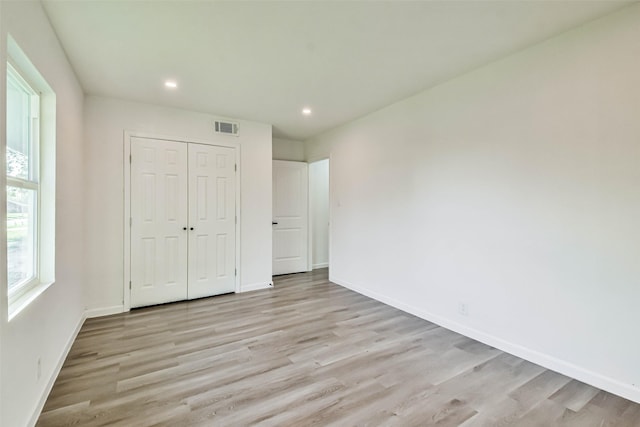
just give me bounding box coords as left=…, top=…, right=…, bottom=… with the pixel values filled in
left=123, top=131, right=241, bottom=312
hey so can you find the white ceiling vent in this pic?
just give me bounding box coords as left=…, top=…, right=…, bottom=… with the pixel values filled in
left=214, top=120, right=239, bottom=136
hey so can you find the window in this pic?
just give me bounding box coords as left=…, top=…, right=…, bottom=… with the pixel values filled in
left=6, top=64, right=40, bottom=299
left=6, top=37, right=56, bottom=319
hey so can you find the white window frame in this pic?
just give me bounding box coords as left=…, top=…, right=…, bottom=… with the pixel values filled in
left=6, top=63, right=41, bottom=306
left=6, top=36, right=56, bottom=320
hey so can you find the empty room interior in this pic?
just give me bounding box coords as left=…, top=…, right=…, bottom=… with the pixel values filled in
left=1, top=0, right=640, bottom=425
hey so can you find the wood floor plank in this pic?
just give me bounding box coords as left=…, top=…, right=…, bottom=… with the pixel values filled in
left=550, top=379, right=603, bottom=412
left=36, top=269, right=640, bottom=426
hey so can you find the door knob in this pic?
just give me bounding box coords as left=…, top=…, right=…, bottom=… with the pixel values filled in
left=190, top=227, right=194, bottom=231
left=272, top=222, right=278, bottom=225
left=183, top=227, right=187, bottom=230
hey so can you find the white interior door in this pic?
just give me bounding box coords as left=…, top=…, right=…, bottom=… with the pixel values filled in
left=130, top=137, right=188, bottom=307
left=188, top=143, right=236, bottom=298
left=130, top=137, right=237, bottom=308
left=273, top=160, right=309, bottom=275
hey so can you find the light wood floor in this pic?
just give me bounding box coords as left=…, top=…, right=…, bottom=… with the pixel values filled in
left=37, top=269, right=640, bottom=426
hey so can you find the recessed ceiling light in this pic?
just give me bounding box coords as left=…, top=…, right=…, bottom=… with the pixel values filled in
left=164, top=80, right=177, bottom=89
left=302, top=108, right=312, bottom=115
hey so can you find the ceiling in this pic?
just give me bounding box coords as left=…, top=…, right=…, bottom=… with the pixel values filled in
left=42, top=0, right=632, bottom=141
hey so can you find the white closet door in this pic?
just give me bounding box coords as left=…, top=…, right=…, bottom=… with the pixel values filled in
left=272, top=160, right=309, bottom=275
left=130, top=137, right=188, bottom=308
left=188, top=143, right=237, bottom=299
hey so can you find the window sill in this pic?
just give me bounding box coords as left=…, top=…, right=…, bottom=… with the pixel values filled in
left=8, top=280, right=54, bottom=321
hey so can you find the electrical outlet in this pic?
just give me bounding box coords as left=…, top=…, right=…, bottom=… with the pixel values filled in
left=37, top=357, right=42, bottom=380
left=458, top=303, right=469, bottom=317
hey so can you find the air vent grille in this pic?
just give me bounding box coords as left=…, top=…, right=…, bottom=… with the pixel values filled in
left=214, top=120, right=239, bottom=136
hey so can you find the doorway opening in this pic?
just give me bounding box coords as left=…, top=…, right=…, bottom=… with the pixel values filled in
left=309, top=158, right=329, bottom=273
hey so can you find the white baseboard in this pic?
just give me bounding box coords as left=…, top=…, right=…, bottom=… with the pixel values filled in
left=312, top=262, right=329, bottom=269
left=240, top=282, right=273, bottom=293
left=330, top=275, right=640, bottom=405
left=85, top=305, right=125, bottom=318
left=28, top=311, right=86, bottom=427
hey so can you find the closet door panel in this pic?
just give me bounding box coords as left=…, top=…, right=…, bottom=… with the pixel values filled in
left=187, top=144, right=236, bottom=299
left=130, top=138, right=189, bottom=307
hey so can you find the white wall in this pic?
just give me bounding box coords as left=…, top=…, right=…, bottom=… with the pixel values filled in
left=84, top=96, right=273, bottom=314
left=273, top=137, right=305, bottom=161
left=0, top=2, right=86, bottom=426
left=306, top=4, right=640, bottom=403
left=309, top=159, right=329, bottom=269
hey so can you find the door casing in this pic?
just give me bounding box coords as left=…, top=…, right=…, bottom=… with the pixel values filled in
left=123, top=131, right=241, bottom=311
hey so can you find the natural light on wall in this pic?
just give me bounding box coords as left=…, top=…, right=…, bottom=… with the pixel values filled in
left=6, top=36, right=56, bottom=320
